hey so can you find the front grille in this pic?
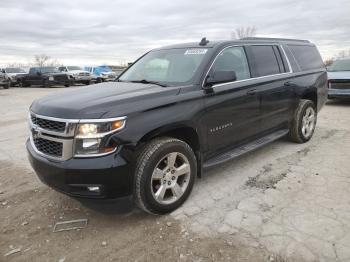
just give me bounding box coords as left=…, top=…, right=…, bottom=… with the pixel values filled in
left=330, top=80, right=350, bottom=90
left=33, top=137, right=63, bottom=157
left=53, top=75, right=68, bottom=82
left=79, top=73, right=89, bottom=76
left=31, top=115, right=66, bottom=132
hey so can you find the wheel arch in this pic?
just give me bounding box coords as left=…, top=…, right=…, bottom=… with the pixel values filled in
left=300, top=87, right=318, bottom=111
left=137, top=123, right=203, bottom=177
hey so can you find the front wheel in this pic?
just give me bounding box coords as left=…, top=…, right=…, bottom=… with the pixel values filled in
left=289, top=99, right=317, bottom=143
left=4, top=82, right=10, bottom=89
left=134, top=137, right=197, bottom=214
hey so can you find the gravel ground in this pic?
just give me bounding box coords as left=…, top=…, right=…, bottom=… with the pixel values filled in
left=0, top=87, right=350, bottom=262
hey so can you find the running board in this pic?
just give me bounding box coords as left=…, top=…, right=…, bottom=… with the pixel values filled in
left=203, top=129, right=289, bottom=169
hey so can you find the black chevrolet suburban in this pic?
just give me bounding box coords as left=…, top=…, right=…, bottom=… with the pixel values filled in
left=19, top=67, right=73, bottom=88
left=27, top=37, right=327, bottom=214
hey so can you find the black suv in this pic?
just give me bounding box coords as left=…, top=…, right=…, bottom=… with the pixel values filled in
left=19, top=67, right=73, bottom=88
left=27, top=38, right=327, bottom=214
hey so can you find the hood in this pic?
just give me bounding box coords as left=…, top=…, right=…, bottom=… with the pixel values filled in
left=30, top=82, right=181, bottom=119
left=101, top=71, right=115, bottom=75
left=7, top=73, right=26, bottom=77
left=327, top=71, right=350, bottom=80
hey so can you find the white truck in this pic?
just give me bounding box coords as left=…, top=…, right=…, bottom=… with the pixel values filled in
left=58, top=66, right=93, bottom=85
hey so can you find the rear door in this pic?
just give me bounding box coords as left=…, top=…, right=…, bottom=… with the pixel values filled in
left=27, top=68, right=41, bottom=85
left=203, top=46, right=261, bottom=156
left=245, top=45, right=295, bottom=133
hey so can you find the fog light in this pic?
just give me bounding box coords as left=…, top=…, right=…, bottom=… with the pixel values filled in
left=87, top=186, right=100, bottom=192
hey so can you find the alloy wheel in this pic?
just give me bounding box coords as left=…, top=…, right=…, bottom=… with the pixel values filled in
left=151, top=152, right=191, bottom=205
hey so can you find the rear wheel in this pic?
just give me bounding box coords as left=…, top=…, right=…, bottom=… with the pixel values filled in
left=43, top=80, right=50, bottom=88
left=19, top=80, right=29, bottom=88
left=289, top=99, right=317, bottom=143
left=134, top=137, right=196, bottom=214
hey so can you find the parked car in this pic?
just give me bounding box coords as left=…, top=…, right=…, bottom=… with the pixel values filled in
left=83, top=65, right=117, bottom=83
left=58, top=66, right=92, bottom=85
left=327, top=58, right=350, bottom=99
left=0, top=69, right=10, bottom=89
left=3, top=67, right=27, bottom=86
left=19, top=67, right=73, bottom=88
left=27, top=37, right=327, bottom=214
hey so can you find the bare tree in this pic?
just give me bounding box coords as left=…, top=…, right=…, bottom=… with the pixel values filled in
left=337, top=49, right=350, bottom=59
left=47, top=59, right=62, bottom=67
left=232, top=26, right=257, bottom=40
left=34, top=54, right=51, bottom=67
left=324, top=58, right=334, bottom=67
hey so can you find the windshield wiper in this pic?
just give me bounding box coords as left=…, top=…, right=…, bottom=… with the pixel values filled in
left=130, top=79, right=167, bottom=87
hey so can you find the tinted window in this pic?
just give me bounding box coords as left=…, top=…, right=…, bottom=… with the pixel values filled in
left=288, top=45, right=324, bottom=71
left=249, top=45, right=281, bottom=77
left=211, top=46, right=250, bottom=80
left=29, top=68, right=37, bottom=74
left=328, top=59, right=350, bottom=72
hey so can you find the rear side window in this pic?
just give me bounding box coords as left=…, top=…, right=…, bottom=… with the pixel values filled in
left=288, top=45, right=324, bottom=71
left=248, top=46, right=281, bottom=77
left=29, top=68, right=37, bottom=74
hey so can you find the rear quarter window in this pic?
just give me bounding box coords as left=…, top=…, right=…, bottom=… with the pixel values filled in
left=288, top=45, right=324, bottom=71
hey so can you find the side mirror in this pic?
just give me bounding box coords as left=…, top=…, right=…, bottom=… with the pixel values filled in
left=206, top=70, right=237, bottom=87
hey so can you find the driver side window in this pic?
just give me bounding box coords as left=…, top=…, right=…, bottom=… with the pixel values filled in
left=212, top=46, right=250, bottom=81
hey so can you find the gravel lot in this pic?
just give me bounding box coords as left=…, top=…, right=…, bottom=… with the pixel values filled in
left=1, top=87, right=350, bottom=261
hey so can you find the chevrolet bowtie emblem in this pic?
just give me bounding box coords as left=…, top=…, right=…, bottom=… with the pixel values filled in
left=32, top=127, right=41, bottom=139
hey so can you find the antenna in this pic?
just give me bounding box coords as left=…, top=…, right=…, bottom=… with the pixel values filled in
left=199, top=37, right=209, bottom=46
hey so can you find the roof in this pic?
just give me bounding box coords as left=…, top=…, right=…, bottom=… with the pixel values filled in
left=155, top=37, right=313, bottom=50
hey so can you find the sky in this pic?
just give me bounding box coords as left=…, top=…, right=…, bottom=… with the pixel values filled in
left=0, top=0, right=349, bottom=67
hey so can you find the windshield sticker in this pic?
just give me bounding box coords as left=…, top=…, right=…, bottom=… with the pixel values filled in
left=185, top=49, right=208, bottom=55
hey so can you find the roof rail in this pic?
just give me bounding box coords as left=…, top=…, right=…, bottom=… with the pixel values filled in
left=241, top=37, right=310, bottom=43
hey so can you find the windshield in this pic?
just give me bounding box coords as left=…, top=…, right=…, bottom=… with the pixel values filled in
left=41, top=67, right=60, bottom=73
left=67, top=66, right=82, bottom=71
left=5, top=68, right=25, bottom=73
left=98, top=66, right=112, bottom=73
left=119, top=48, right=209, bottom=86
left=328, top=59, right=350, bottom=72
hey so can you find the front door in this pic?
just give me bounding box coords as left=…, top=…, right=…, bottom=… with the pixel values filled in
left=202, top=46, right=261, bottom=157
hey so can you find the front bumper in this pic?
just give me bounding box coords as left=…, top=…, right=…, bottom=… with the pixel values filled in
left=74, top=76, right=92, bottom=82
left=0, top=80, right=9, bottom=86
left=328, top=89, right=350, bottom=98
left=26, top=139, right=134, bottom=199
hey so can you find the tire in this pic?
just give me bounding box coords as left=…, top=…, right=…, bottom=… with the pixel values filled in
left=64, top=83, right=70, bottom=87
left=43, top=80, right=50, bottom=88
left=134, top=137, right=197, bottom=215
left=289, top=99, right=317, bottom=143
left=85, top=80, right=91, bottom=85
left=4, top=82, right=10, bottom=89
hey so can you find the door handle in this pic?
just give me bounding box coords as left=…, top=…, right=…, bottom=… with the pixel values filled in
left=284, top=81, right=296, bottom=87
left=246, top=89, right=257, bottom=95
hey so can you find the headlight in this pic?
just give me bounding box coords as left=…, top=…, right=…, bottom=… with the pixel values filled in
left=74, top=118, right=126, bottom=156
